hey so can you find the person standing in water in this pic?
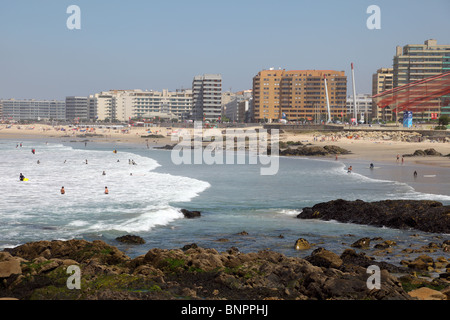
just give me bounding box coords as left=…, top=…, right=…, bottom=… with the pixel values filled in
left=104, top=187, right=109, bottom=194
left=61, top=187, right=65, bottom=194
left=19, top=173, right=25, bottom=181
left=347, top=166, right=353, bottom=173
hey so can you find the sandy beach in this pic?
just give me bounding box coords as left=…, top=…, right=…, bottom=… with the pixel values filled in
left=279, top=130, right=450, bottom=168
left=1, top=123, right=449, bottom=168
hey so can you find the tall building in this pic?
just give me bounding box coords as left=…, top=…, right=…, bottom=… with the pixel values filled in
left=65, top=96, right=90, bottom=122
left=192, top=74, right=222, bottom=121
left=252, top=69, right=347, bottom=122
left=89, top=89, right=193, bottom=122
left=1, top=99, right=66, bottom=121
left=371, top=68, right=394, bottom=121
left=393, top=39, right=450, bottom=87
left=393, top=39, right=450, bottom=119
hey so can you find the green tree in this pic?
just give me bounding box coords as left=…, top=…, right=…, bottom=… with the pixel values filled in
left=438, top=115, right=449, bottom=126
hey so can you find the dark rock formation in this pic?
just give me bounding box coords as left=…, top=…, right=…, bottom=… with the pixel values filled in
left=280, top=145, right=351, bottom=156
left=116, top=235, right=146, bottom=245
left=180, top=209, right=201, bottom=219
left=154, top=144, right=175, bottom=150
left=0, top=240, right=416, bottom=300
left=294, top=238, right=311, bottom=250
left=351, top=237, right=371, bottom=249
left=298, top=199, right=450, bottom=233
left=403, top=148, right=443, bottom=157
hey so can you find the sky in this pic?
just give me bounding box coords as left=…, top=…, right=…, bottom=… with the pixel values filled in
left=1, top=0, right=449, bottom=100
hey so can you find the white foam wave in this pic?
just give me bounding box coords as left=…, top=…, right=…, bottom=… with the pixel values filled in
left=278, top=209, right=302, bottom=216
left=0, top=141, right=210, bottom=245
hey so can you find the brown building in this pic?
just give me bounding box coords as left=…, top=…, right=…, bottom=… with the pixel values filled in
left=371, top=68, right=394, bottom=121
left=252, top=69, right=347, bottom=122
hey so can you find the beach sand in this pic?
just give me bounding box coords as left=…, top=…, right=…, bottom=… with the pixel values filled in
left=278, top=130, right=450, bottom=168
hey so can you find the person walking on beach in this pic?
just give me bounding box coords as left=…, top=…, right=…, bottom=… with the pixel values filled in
left=414, top=171, right=418, bottom=178
left=396, top=154, right=400, bottom=162
left=60, top=187, right=65, bottom=195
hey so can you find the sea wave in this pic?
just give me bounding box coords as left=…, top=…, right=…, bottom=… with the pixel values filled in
left=0, top=141, right=210, bottom=247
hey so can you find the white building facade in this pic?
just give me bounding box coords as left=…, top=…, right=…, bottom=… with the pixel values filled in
left=89, top=89, right=193, bottom=122
left=192, top=74, right=222, bottom=121
left=1, top=99, right=66, bottom=121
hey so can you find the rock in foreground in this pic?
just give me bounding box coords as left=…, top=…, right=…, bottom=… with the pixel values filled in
left=298, top=199, right=450, bottom=234
left=0, top=240, right=414, bottom=300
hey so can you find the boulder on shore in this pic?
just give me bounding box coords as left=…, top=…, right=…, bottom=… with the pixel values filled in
left=403, top=148, right=443, bottom=157
left=279, top=145, right=351, bottom=156
left=294, top=238, right=311, bottom=250
left=298, top=199, right=450, bottom=234
left=181, top=209, right=201, bottom=219
left=116, top=235, right=146, bottom=245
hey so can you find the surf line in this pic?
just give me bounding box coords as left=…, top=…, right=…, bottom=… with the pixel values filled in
left=170, top=121, right=279, bottom=176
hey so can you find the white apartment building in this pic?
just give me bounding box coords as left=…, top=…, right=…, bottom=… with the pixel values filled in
left=192, top=74, right=222, bottom=121
left=1, top=99, right=66, bottom=121
left=89, top=89, right=193, bottom=122
left=65, top=96, right=90, bottom=121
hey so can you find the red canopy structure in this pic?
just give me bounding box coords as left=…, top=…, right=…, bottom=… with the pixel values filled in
left=372, top=72, right=450, bottom=113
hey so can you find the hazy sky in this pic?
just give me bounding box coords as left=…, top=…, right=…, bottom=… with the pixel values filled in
left=1, top=0, right=449, bottom=100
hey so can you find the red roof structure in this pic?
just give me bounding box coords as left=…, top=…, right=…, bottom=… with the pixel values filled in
left=372, top=72, right=450, bottom=113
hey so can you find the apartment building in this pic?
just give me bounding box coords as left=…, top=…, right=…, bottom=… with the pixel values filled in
left=89, top=89, right=193, bottom=122
left=393, top=39, right=450, bottom=118
left=371, top=68, right=394, bottom=121
left=252, top=69, right=347, bottom=122
left=65, top=96, right=90, bottom=121
left=394, top=39, right=450, bottom=87
left=1, top=99, right=66, bottom=121
left=192, top=74, right=222, bottom=121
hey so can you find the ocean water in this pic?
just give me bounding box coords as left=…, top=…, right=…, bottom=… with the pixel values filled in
left=1, top=139, right=449, bottom=264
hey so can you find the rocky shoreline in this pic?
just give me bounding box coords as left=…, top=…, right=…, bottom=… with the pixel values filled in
left=0, top=238, right=449, bottom=300
left=298, top=199, right=450, bottom=234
